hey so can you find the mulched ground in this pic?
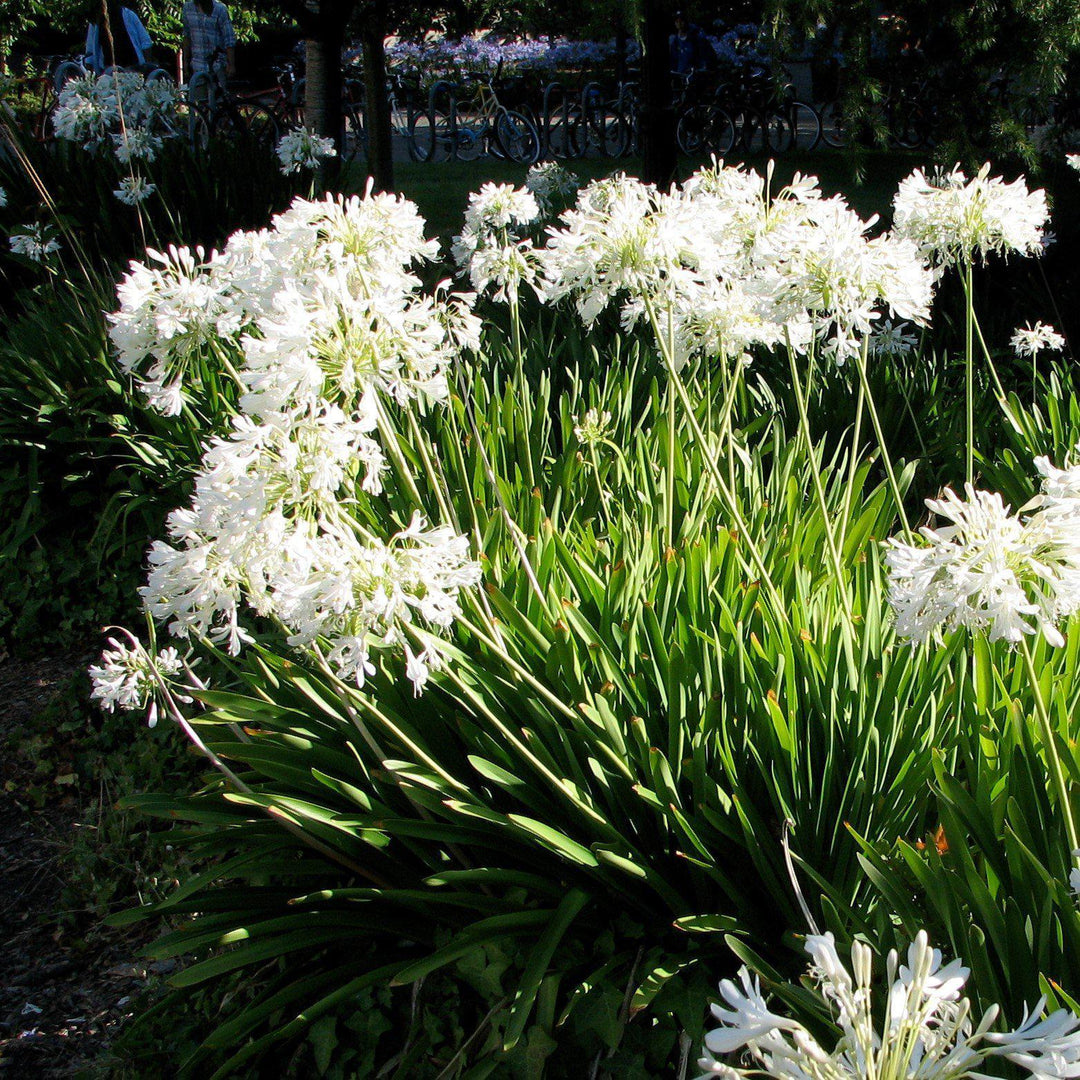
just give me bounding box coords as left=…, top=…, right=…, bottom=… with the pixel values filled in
left=0, top=655, right=159, bottom=1078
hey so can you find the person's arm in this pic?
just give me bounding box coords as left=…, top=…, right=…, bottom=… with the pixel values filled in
left=123, top=8, right=154, bottom=65
left=217, top=4, right=237, bottom=76
left=85, top=23, right=100, bottom=71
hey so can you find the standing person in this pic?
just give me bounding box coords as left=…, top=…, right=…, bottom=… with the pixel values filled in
left=669, top=10, right=710, bottom=75
left=182, top=0, right=236, bottom=97
left=85, top=0, right=154, bottom=73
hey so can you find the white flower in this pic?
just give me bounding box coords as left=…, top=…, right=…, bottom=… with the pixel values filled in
left=120, top=186, right=483, bottom=692
left=113, top=126, right=163, bottom=163
left=9, top=224, right=60, bottom=262
left=525, top=161, right=580, bottom=214
left=110, top=245, right=242, bottom=414
left=869, top=318, right=919, bottom=358
left=452, top=183, right=542, bottom=303
left=573, top=407, right=613, bottom=445
left=53, top=71, right=179, bottom=156
left=699, top=929, right=1080, bottom=1080
left=276, top=127, right=338, bottom=174
left=892, top=163, right=1049, bottom=267
left=114, top=175, right=157, bottom=206
left=1067, top=154, right=1080, bottom=173
left=1011, top=321, right=1066, bottom=357
left=89, top=634, right=194, bottom=727
left=886, top=482, right=1080, bottom=648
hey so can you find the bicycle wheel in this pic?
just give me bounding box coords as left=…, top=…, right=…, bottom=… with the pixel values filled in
left=238, top=102, right=281, bottom=151
left=789, top=100, right=821, bottom=151
left=341, top=101, right=365, bottom=163
left=676, top=104, right=708, bottom=155
left=495, top=109, right=540, bottom=164
left=52, top=60, right=85, bottom=95
left=586, top=106, right=627, bottom=158
left=818, top=101, right=848, bottom=149
left=550, top=101, right=585, bottom=159
left=766, top=111, right=794, bottom=153
left=452, top=103, right=487, bottom=161
left=710, top=107, right=737, bottom=156
left=407, top=108, right=453, bottom=162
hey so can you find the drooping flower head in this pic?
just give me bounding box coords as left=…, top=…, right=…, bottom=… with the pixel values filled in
left=89, top=634, right=196, bottom=728
left=9, top=224, right=61, bottom=262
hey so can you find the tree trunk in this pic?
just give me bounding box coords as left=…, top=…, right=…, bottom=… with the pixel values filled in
left=359, top=0, right=393, bottom=192
left=640, top=0, right=677, bottom=187
left=305, top=27, right=344, bottom=179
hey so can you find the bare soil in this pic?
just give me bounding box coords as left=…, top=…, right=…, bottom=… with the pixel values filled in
left=0, top=655, right=158, bottom=1078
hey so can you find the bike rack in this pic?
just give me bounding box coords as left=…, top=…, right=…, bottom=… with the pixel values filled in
left=426, top=79, right=455, bottom=162
left=540, top=81, right=565, bottom=159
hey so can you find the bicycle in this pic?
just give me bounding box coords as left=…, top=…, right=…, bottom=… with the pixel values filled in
left=412, top=65, right=540, bottom=164
left=186, top=68, right=282, bottom=152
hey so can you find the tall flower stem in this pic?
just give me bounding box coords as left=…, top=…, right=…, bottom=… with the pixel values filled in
left=853, top=342, right=913, bottom=544
left=964, top=259, right=975, bottom=485
left=508, top=293, right=535, bottom=491
left=1019, top=636, right=1080, bottom=863
left=838, top=377, right=866, bottom=556
left=785, top=342, right=852, bottom=615
left=644, top=298, right=783, bottom=614
left=666, top=382, right=677, bottom=550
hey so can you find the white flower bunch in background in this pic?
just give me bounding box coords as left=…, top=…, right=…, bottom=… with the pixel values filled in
left=9, top=223, right=61, bottom=262
left=700, top=930, right=1080, bottom=1079
left=525, top=161, right=580, bottom=215
left=892, top=163, right=1048, bottom=268
left=886, top=471, right=1080, bottom=648
left=1067, top=154, right=1080, bottom=173
left=276, top=127, right=337, bottom=174
left=107, top=188, right=482, bottom=694
left=114, top=174, right=157, bottom=206
left=541, top=165, right=934, bottom=367
left=52, top=71, right=179, bottom=159
left=452, top=182, right=542, bottom=303
left=1011, top=321, right=1066, bottom=357
left=869, top=318, right=919, bottom=359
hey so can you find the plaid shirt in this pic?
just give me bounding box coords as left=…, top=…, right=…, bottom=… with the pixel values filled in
left=182, top=0, right=236, bottom=74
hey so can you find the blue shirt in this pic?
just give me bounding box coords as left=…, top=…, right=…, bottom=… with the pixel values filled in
left=84, top=8, right=153, bottom=72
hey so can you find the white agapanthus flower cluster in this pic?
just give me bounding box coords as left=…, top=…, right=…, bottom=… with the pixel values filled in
left=52, top=71, right=179, bottom=160
left=869, top=318, right=919, bottom=359
left=109, top=188, right=482, bottom=693
left=573, top=407, right=613, bottom=445
left=451, top=182, right=542, bottom=303
left=114, top=174, right=157, bottom=206
left=892, top=163, right=1049, bottom=268
left=276, top=127, right=338, bottom=174
left=9, top=224, right=61, bottom=262
left=700, top=930, right=1080, bottom=1079
left=886, top=464, right=1080, bottom=647
left=89, top=635, right=193, bottom=728
left=540, top=165, right=934, bottom=366
left=1011, top=321, right=1066, bottom=357
left=525, top=161, right=580, bottom=215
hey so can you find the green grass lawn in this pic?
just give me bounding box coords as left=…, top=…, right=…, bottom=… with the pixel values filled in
left=367, top=149, right=926, bottom=239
